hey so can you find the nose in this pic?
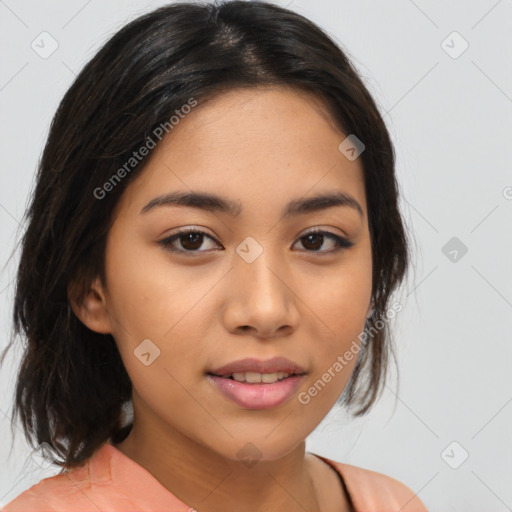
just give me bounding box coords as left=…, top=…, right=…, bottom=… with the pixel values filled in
left=221, top=246, right=300, bottom=339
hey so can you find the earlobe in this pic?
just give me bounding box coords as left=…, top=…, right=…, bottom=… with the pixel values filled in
left=68, top=276, right=113, bottom=334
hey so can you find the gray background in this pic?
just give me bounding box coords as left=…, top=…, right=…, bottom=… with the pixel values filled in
left=1, top=1, right=511, bottom=510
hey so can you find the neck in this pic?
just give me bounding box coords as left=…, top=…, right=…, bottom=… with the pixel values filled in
left=114, top=416, right=321, bottom=512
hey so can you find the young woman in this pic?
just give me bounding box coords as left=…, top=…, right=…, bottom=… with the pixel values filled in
left=1, top=1, right=427, bottom=511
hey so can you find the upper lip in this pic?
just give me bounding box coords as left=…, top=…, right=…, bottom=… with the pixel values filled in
left=209, top=357, right=307, bottom=376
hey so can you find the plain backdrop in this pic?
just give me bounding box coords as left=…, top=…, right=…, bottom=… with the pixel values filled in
left=0, top=1, right=511, bottom=510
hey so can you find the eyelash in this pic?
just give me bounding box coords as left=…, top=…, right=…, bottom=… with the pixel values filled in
left=158, top=228, right=354, bottom=256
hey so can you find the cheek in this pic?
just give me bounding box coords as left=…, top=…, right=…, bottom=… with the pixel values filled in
left=104, top=229, right=184, bottom=334
left=303, top=249, right=372, bottom=390
left=104, top=232, right=216, bottom=375
left=312, top=248, right=372, bottom=334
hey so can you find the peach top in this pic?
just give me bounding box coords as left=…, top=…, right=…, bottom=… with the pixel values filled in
left=2, top=443, right=428, bottom=511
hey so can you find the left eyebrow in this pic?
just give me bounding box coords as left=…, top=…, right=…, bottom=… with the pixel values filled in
left=140, top=191, right=363, bottom=219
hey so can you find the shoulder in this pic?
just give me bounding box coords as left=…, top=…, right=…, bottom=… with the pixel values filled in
left=316, top=455, right=428, bottom=512
left=1, top=466, right=97, bottom=511
left=1, top=480, right=57, bottom=511
left=2, top=443, right=127, bottom=512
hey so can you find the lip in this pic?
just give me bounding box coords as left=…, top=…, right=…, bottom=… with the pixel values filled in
left=206, top=356, right=307, bottom=410
left=207, top=374, right=306, bottom=409
left=208, top=356, right=306, bottom=376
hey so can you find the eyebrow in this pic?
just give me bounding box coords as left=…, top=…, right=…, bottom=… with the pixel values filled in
left=140, top=190, right=363, bottom=219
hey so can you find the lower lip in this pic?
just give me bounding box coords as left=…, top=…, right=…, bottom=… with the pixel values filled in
left=207, top=374, right=305, bottom=409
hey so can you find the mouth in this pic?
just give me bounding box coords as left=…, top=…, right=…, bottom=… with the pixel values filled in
left=206, top=357, right=307, bottom=409
left=207, top=370, right=304, bottom=384
left=208, top=356, right=307, bottom=379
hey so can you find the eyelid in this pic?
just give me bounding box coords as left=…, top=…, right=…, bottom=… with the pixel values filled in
left=297, top=225, right=349, bottom=239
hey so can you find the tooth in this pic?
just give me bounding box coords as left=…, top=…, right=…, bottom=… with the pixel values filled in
left=229, top=372, right=292, bottom=383
left=261, top=372, right=279, bottom=383
left=245, top=372, right=262, bottom=383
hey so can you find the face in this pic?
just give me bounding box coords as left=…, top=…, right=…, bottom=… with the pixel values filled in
left=84, top=86, right=372, bottom=462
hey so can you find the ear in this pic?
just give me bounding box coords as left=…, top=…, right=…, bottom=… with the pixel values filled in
left=68, top=276, right=113, bottom=334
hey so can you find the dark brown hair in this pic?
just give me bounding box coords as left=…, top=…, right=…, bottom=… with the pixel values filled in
left=1, top=0, right=410, bottom=469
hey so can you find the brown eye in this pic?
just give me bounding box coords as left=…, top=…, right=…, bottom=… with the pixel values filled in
left=294, top=230, right=354, bottom=254
left=179, top=232, right=204, bottom=251
left=159, top=229, right=220, bottom=254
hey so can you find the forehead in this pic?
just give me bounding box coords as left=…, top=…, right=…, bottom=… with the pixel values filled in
left=116, top=86, right=367, bottom=220
left=189, top=85, right=342, bottom=128
left=171, top=85, right=344, bottom=147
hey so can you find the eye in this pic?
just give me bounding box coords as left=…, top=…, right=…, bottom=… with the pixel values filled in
left=159, top=228, right=220, bottom=255
left=158, top=227, right=354, bottom=255
left=293, top=228, right=354, bottom=254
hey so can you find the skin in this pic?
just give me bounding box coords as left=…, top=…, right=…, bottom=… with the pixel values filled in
left=71, top=86, right=373, bottom=512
